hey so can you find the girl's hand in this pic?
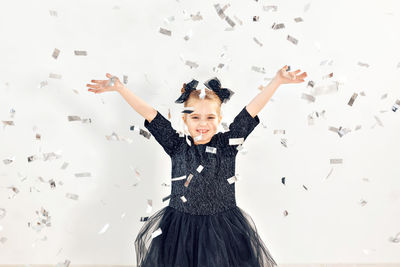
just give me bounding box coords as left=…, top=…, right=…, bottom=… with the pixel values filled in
left=275, top=65, right=307, bottom=84
left=86, top=73, right=124, bottom=94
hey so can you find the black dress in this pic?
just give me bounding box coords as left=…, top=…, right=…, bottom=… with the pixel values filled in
left=135, top=106, right=278, bottom=267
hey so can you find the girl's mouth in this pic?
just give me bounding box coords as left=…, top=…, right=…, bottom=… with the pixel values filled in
left=197, top=130, right=209, bottom=134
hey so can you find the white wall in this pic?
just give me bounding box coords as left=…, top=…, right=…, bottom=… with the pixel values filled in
left=1, top=0, right=400, bottom=265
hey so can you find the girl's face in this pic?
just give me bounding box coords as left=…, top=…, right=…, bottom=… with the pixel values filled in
left=182, top=100, right=222, bottom=145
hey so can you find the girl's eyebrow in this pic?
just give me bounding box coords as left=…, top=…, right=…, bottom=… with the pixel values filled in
left=190, top=113, right=216, bottom=116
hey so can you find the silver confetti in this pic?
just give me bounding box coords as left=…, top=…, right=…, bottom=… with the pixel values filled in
left=287, top=35, right=298, bottom=45
left=357, top=62, right=369, bottom=68
left=152, top=228, right=162, bottom=238
left=374, top=115, right=383, bottom=127
left=171, top=175, right=186, bottom=181
left=251, top=66, right=266, bottom=74
left=392, top=99, right=400, bottom=112
left=253, top=16, right=259, bottom=22
left=146, top=199, right=152, bottom=214
left=74, top=50, right=87, bottom=56
left=74, top=172, right=91, bottom=177
left=304, top=3, right=311, bottom=12
left=2, top=121, right=14, bottom=127
left=39, top=80, right=48, bottom=88
left=159, top=27, right=171, bottom=36
left=330, top=158, right=343, bottom=164
left=190, top=11, right=203, bottom=21
left=98, top=223, right=110, bottom=234
left=283, top=210, right=289, bottom=216
left=162, top=195, right=171, bottom=202
left=107, top=76, right=116, bottom=86
left=49, top=73, right=62, bottom=79
left=68, top=115, right=81, bottom=121
left=389, top=232, right=400, bottom=243
left=196, top=165, right=204, bottom=173
left=253, top=37, right=263, bottom=47
left=185, top=60, right=199, bottom=69
left=272, top=23, right=285, bottom=30
left=123, top=75, right=128, bottom=84
left=301, top=93, right=315, bottom=103
left=294, top=17, right=303, bottom=23
left=56, top=260, right=71, bottom=267
left=0, top=208, right=6, bottom=219
left=273, top=130, right=285, bottom=135
left=3, top=156, right=15, bottom=165
left=184, top=174, right=193, bottom=187
left=229, top=137, right=244, bottom=146
left=263, top=5, right=277, bottom=12
left=43, top=151, right=62, bottom=161
left=233, top=15, right=243, bottom=25
left=180, top=196, right=187, bottom=202
left=227, top=175, right=239, bottom=184
left=49, top=10, right=58, bottom=17
left=140, top=216, right=149, bottom=222
left=359, top=199, right=367, bottom=206
left=348, top=93, right=358, bottom=106
left=205, top=146, right=217, bottom=154
left=65, top=193, right=79, bottom=200
left=52, top=48, right=60, bottom=59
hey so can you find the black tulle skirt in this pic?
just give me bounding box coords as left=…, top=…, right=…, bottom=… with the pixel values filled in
left=134, top=205, right=278, bottom=267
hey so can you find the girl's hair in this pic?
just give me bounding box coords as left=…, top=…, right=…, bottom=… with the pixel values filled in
left=181, top=85, right=222, bottom=116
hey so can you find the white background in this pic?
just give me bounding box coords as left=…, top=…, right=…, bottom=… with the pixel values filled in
left=0, top=0, right=400, bottom=265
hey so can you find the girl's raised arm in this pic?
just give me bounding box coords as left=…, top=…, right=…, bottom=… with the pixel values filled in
left=87, top=73, right=157, bottom=122
left=246, top=65, right=307, bottom=118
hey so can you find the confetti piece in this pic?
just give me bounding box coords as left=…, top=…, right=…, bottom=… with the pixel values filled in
left=183, top=29, right=193, bottom=41
left=330, top=158, right=343, bottom=164
left=159, top=27, right=171, bottom=36
left=152, top=228, right=162, bottom=238
left=43, top=151, right=62, bottom=161
left=287, top=35, right=298, bottom=45
left=98, top=223, right=109, bottom=234
left=307, top=81, right=315, bottom=88
left=61, top=162, right=69, bottom=170
left=280, top=138, right=287, bottom=148
left=304, top=3, right=311, bottom=12
left=253, top=37, right=263, bottom=47
left=55, top=260, right=71, bottom=267
left=303, top=185, right=308, bottom=190
left=185, top=60, right=199, bottom=68
left=74, top=50, right=87, bottom=56
left=49, top=10, right=58, bottom=17
left=123, top=75, right=128, bottom=84
left=49, top=179, right=56, bottom=189
left=29, top=207, right=51, bottom=232
left=65, top=193, right=79, bottom=200
left=253, top=16, right=259, bottom=22
left=180, top=196, right=187, bottom=202
left=74, top=172, right=91, bottom=177
left=205, top=146, right=217, bottom=154
left=162, top=195, right=171, bottom=202
left=229, top=137, right=244, bottom=146
left=357, top=62, right=369, bottom=68
left=273, top=130, right=285, bottom=134
left=301, top=93, right=315, bottom=103
left=190, top=11, right=203, bottom=21
left=251, top=66, right=266, bottom=74
left=49, top=73, right=62, bottom=79
left=0, top=208, right=6, bottom=219
left=0, top=237, right=7, bottom=244
left=348, top=93, right=358, bottom=106
left=389, top=232, right=400, bottom=243
left=2, top=121, right=14, bottom=127
left=129, top=126, right=151, bottom=139
left=294, top=17, right=303, bottom=23
left=272, top=23, right=285, bottom=30
left=146, top=199, right=153, bottom=214
left=263, top=5, right=277, bottom=12
left=283, top=210, right=289, bottom=216
left=171, top=175, right=186, bottom=181
left=196, top=165, right=204, bottom=173
left=3, top=156, right=15, bottom=165
left=359, top=199, right=367, bottom=206
left=392, top=99, right=400, bottom=112
left=227, top=175, right=240, bottom=184
left=184, top=174, right=193, bottom=187
left=140, top=217, right=149, bottom=222
left=374, top=115, right=384, bottom=127
left=68, top=115, right=81, bottom=121
left=39, top=80, right=48, bottom=88
left=322, top=73, right=333, bottom=79
left=281, top=177, right=285, bottom=185
left=52, top=48, right=60, bottom=59
left=233, top=15, right=243, bottom=25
